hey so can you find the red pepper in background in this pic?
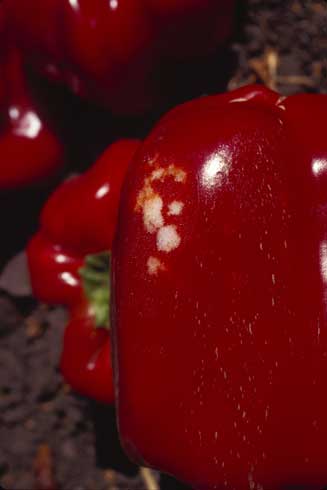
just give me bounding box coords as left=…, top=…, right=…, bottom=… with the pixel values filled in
left=0, top=6, right=64, bottom=189
left=61, top=254, right=114, bottom=405
left=4, top=0, right=235, bottom=115
left=61, top=303, right=113, bottom=405
left=28, top=139, right=140, bottom=404
left=112, top=85, right=327, bottom=489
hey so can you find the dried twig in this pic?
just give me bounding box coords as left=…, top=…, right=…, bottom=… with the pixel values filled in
left=227, top=72, right=257, bottom=91
left=276, top=75, right=316, bottom=87
left=33, top=444, right=57, bottom=490
left=248, top=48, right=279, bottom=90
left=104, top=469, right=118, bottom=490
left=248, top=48, right=317, bottom=90
left=140, top=467, right=159, bottom=490
left=25, top=316, right=44, bottom=339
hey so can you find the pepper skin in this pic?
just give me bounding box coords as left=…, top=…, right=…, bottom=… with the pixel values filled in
left=27, top=139, right=140, bottom=403
left=5, top=0, right=235, bottom=114
left=0, top=6, right=64, bottom=189
left=112, top=85, right=327, bottom=489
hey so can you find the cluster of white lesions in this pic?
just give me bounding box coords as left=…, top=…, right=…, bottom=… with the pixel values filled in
left=135, top=162, right=187, bottom=276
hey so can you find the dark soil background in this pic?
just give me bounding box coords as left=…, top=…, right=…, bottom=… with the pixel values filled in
left=1, top=1, right=327, bottom=489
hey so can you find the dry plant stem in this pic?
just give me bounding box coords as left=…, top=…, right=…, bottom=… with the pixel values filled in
left=249, top=48, right=316, bottom=90
left=276, top=75, right=316, bottom=87
left=227, top=73, right=257, bottom=91
left=248, top=48, right=279, bottom=90
left=266, top=48, right=278, bottom=89
left=104, top=469, right=118, bottom=490
left=33, top=444, right=57, bottom=490
left=140, top=467, right=160, bottom=490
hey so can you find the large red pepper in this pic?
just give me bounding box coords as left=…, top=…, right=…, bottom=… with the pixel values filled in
left=28, top=139, right=140, bottom=404
left=112, top=85, right=327, bottom=489
left=5, top=0, right=235, bottom=115
left=0, top=6, right=64, bottom=189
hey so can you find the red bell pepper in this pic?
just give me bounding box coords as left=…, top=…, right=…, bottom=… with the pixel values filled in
left=112, top=85, right=327, bottom=489
left=0, top=6, right=64, bottom=189
left=61, top=300, right=114, bottom=406
left=5, top=0, right=235, bottom=114
left=61, top=254, right=114, bottom=405
left=28, top=139, right=140, bottom=404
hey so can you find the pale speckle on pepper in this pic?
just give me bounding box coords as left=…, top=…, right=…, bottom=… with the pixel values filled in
left=143, top=194, right=164, bottom=233
left=157, top=225, right=181, bottom=253
left=147, top=256, right=166, bottom=275
left=168, top=200, right=184, bottom=216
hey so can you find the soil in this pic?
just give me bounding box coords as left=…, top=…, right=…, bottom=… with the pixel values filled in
left=1, top=1, right=327, bottom=489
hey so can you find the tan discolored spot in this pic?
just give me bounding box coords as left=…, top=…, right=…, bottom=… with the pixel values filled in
left=149, top=164, right=187, bottom=184
left=147, top=256, right=166, bottom=275
left=150, top=167, right=165, bottom=181
left=135, top=176, right=155, bottom=212
left=157, top=225, right=181, bottom=253
left=142, top=195, right=164, bottom=234
left=168, top=200, right=184, bottom=216
left=135, top=163, right=186, bottom=237
left=146, top=153, right=160, bottom=167
left=168, top=164, right=187, bottom=183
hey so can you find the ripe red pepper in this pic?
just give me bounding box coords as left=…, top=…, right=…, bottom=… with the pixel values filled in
left=28, top=139, right=140, bottom=404
left=59, top=252, right=114, bottom=405
left=0, top=7, right=64, bottom=189
left=61, top=297, right=114, bottom=405
left=112, top=85, right=327, bottom=489
left=5, top=0, right=235, bottom=114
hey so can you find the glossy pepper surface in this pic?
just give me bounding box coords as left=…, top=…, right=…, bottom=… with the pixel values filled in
left=0, top=6, right=64, bottom=189
left=112, top=85, right=327, bottom=489
left=28, top=139, right=140, bottom=404
left=5, top=0, right=235, bottom=114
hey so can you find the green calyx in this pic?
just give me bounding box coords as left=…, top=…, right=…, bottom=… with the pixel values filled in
left=79, top=251, right=110, bottom=329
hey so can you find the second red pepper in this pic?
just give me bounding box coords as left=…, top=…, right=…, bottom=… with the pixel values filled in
left=28, top=139, right=140, bottom=404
